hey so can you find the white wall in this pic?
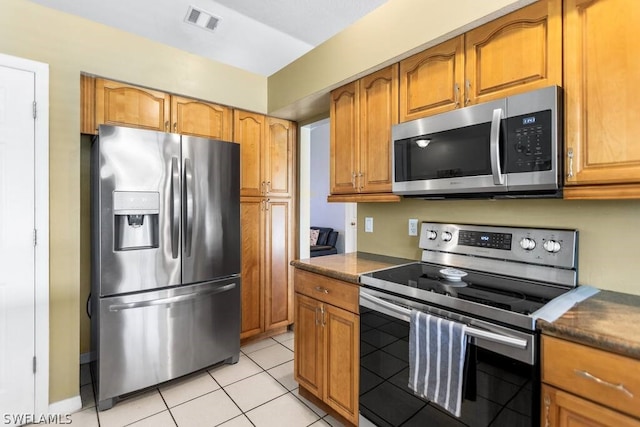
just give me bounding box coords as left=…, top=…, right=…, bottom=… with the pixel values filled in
left=309, top=120, right=345, bottom=253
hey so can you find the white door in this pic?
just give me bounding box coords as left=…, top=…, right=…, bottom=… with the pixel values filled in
left=344, top=202, right=357, bottom=253
left=0, top=64, right=37, bottom=421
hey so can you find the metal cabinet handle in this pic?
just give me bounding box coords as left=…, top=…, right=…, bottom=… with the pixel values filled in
left=574, top=369, right=634, bottom=398
left=170, top=157, right=180, bottom=259
left=265, top=198, right=270, bottom=211
left=465, top=79, right=471, bottom=106
left=543, top=394, right=551, bottom=427
left=320, top=304, right=326, bottom=326
left=315, top=306, right=320, bottom=326
left=183, top=158, right=194, bottom=257
left=567, top=148, right=574, bottom=179
left=165, top=121, right=169, bottom=132
left=358, top=172, right=364, bottom=191
left=266, top=181, right=271, bottom=193
left=314, top=286, right=329, bottom=294
left=351, top=172, right=357, bottom=189
left=173, top=122, right=177, bottom=132
left=454, top=83, right=460, bottom=108
left=261, top=181, right=266, bottom=195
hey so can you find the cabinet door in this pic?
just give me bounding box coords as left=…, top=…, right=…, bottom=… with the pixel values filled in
left=265, top=117, right=295, bottom=197
left=359, top=65, right=398, bottom=193
left=234, top=110, right=265, bottom=196
left=330, top=81, right=359, bottom=195
left=171, top=96, right=232, bottom=140
left=294, top=293, right=324, bottom=399
left=564, top=0, right=640, bottom=192
left=95, top=78, right=171, bottom=132
left=240, top=198, right=264, bottom=339
left=464, top=0, right=562, bottom=105
left=264, top=198, right=293, bottom=331
left=324, top=304, right=359, bottom=425
left=399, top=35, right=465, bottom=122
left=542, top=384, right=640, bottom=427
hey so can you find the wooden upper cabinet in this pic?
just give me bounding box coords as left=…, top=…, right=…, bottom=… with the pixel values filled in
left=359, top=64, right=398, bottom=193
left=95, top=78, right=171, bottom=132
left=265, top=117, right=295, bottom=198
left=399, top=35, right=465, bottom=122
left=330, top=64, right=398, bottom=198
left=234, top=110, right=265, bottom=196
left=80, top=75, right=96, bottom=134
left=563, top=0, right=640, bottom=198
left=465, top=0, right=562, bottom=105
left=330, top=81, right=359, bottom=195
left=171, top=96, right=232, bottom=140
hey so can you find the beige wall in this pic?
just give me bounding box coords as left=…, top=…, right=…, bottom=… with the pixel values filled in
left=268, top=0, right=535, bottom=119
left=0, top=0, right=267, bottom=403
left=358, top=198, right=640, bottom=295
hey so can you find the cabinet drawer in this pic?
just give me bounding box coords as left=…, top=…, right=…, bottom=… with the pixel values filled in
left=542, top=335, right=640, bottom=418
left=294, top=269, right=359, bottom=313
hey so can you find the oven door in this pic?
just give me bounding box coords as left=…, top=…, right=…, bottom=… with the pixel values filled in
left=359, top=288, right=539, bottom=427
left=392, top=99, right=508, bottom=196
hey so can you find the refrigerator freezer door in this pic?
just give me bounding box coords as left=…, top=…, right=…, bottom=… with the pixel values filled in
left=181, top=136, right=240, bottom=283
left=95, top=276, right=241, bottom=409
left=94, top=126, right=181, bottom=296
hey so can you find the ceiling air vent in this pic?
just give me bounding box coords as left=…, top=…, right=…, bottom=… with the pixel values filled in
left=184, top=6, right=221, bottom=32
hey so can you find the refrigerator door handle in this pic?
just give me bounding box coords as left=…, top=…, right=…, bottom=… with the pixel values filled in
left=184, top=157, right=194, bottom=257
left=170, top=157, right=180, bottom=259
left=108, top=282, right=237, bottom=311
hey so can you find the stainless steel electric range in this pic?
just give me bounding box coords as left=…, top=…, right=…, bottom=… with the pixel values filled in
left=358, top=222, right=578, bottom=427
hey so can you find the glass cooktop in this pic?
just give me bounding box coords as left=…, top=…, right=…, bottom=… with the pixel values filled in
left=362, top=262, right=568, bottom=316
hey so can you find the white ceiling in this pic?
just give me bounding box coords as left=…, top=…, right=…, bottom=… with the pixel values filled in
left=28, top=0, right=389, bottom=76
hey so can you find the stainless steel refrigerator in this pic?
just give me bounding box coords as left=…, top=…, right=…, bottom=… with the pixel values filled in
left=91, top=125, right=241, bottom=410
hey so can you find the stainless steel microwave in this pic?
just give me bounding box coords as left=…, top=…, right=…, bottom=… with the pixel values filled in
left=392, top=85, right=562, bottom=198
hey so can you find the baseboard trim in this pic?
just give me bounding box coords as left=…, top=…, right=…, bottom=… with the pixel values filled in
left=49, top=395, right=82, bottom=414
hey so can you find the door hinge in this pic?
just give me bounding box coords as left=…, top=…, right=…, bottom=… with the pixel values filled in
left=33, top=356, right=36, bottom=373
left=33, top=101, right=37, bottom=119
left=33, top=229, right=37, bottom=246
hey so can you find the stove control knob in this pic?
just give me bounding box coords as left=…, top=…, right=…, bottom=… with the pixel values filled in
left=441, top=231, right=453, bottom=242
left=543, top=240, right=561, bottom=253
left=426, top=230, right=437, bottom=240
left=519, top=237, right=536, bottom=250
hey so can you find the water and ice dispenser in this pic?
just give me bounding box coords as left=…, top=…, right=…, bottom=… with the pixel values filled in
left=113, top=191, right=160, bottom=251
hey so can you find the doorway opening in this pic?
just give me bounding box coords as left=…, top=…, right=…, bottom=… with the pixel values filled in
left=299, top=119, right=356, bottom=259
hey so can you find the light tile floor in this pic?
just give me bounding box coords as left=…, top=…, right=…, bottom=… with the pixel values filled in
left=73, top=331, right=345, bottom=427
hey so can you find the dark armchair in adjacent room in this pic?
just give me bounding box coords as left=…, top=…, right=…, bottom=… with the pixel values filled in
left=310, top=226, right=339, bottom=257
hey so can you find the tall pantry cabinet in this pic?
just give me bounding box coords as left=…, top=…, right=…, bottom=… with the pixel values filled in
left=235, top=110, right=296, bottom=340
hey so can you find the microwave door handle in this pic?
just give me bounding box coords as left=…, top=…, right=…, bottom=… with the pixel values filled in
left=490, top=108, right=505, bottom=185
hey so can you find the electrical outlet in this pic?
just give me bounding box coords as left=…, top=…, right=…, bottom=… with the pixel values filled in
left=365, top=217, right=374, bottom=233
left=408, top=219, right=419, bottom=236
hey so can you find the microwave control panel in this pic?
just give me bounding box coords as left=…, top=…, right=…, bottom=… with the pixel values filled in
left=504, top=109, right=553, bottom=173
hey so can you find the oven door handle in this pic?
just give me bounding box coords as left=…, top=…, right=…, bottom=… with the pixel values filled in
left=360, top=291, right=528, bottom=350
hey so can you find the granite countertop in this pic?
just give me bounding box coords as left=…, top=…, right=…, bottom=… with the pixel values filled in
left=290, top=252, right=414, bottom=284
left=539, top=290, right=640, bottom=359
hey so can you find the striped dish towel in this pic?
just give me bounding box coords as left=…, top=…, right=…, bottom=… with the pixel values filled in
left=408, top=310, right=468, bottom=417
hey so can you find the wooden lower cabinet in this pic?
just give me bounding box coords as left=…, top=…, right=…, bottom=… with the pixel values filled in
left=541, top=335, right=640, bottom=426
left=542, top=384, right=640, bottom=427
left=294, top=269, right=359, bottom=425
left=240, top=197, right=293, bottom=340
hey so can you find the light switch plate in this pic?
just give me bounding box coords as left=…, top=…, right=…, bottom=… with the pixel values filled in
left=365, top=217, right=373, bottom=233
left=408, top=219, right=419, bottom=236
